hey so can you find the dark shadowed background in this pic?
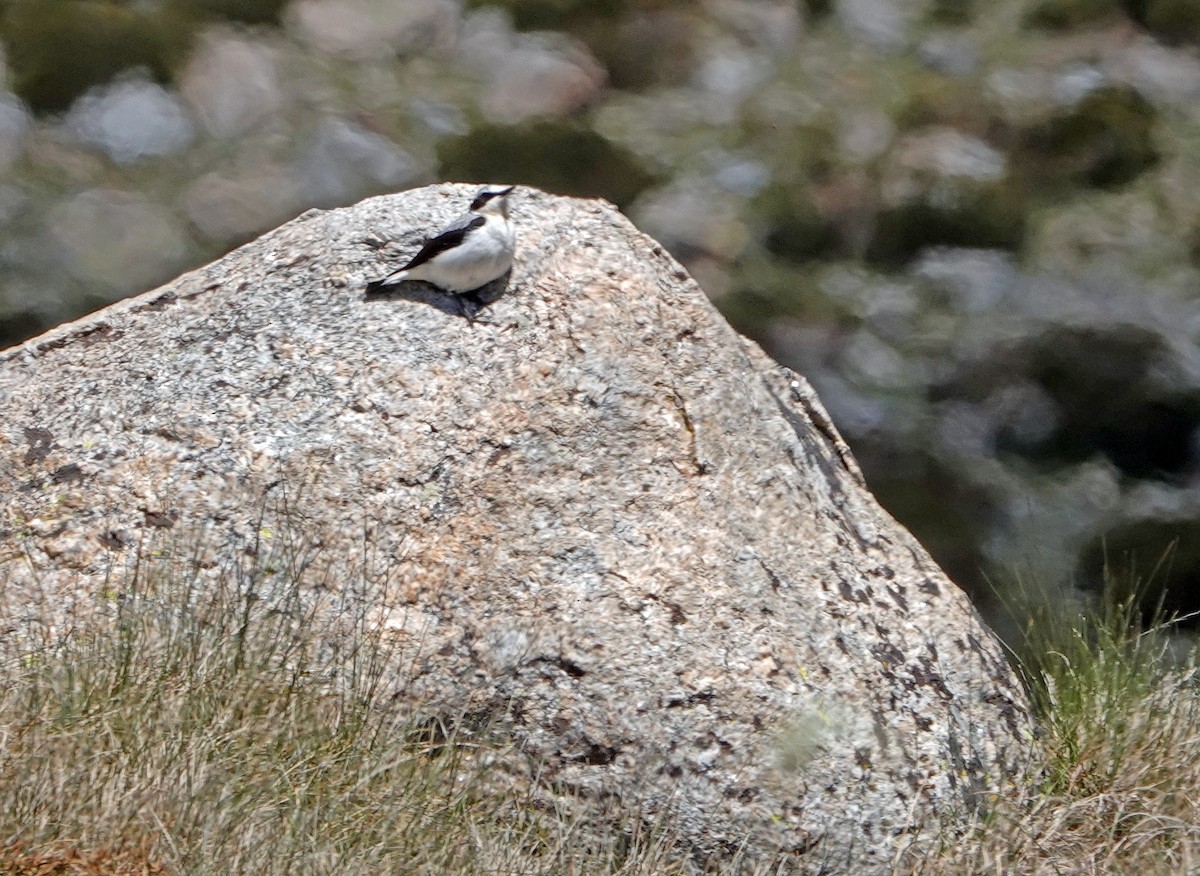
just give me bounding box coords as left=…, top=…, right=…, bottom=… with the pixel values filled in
left=3, top=0, right=1200, bottom=642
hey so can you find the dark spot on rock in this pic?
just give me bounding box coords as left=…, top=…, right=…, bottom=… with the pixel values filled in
left=50, top=463, right=83, bottom=484
left=530, top=655, right=587, bottom=678
left=870, top=642, right=905, bottom=667
left=854, top=747, right=872, bottom=770
left=838, top=578, right=868, bottom=603
left=36, top=323, right=117, bottom=353
left=509, top=697, right=528, bottom=724
left=134, top=292, right=178, bottom=312
left=886, top=584, right=908, bottom=611
left=98, top=530, right=125, bottom=550
left=485, top=444, right=512, bottom=467
left=569, top=742, right=618, bottom=766
left=22, top=426, right=54, bottom=465
left=666, top=689, right=715, bottom=709
left=914, top=715, right=933, bottom=731
left=984, top=691, right=1022, bottom=736
left=910, top=658, right=952, bottom=699
left=35, top=336, right=68, bottom=352
left=665, top=763, right=683, bottom=778
left=141, top=509, right=177, bottom=529
left=666, top=601, right=687, bottom=625
left=758, top=560, right=785, bottom=592
left=788, top=834, right=821, bottom=856
left=945, top=733, right=965, bottom=789
left=191, top=282, right=221, bottom=299
left=39, top=522, right=70, bottom=540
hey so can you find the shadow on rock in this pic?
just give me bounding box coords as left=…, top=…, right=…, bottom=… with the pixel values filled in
left=361, top=271, right=512, bottom=321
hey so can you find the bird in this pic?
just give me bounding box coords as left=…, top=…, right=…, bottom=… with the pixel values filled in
left=365, top=184, right=517, bottom=313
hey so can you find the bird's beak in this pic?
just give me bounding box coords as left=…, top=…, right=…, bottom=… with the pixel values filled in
left=499, top=186, right=515, bottom=196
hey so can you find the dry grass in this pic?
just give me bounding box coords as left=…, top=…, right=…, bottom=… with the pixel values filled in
left=907, top=668, right=1200, bottom=874
left=0, top=537, right=696, bottom=876
left=0, top=839, right=168, bottom=875
left=2, top=531, right=1200, bottom=875
left=905, top=567, right=1200, bottom=875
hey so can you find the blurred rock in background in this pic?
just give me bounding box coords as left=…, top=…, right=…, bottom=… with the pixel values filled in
left=3, top=0, right=1200, bottom=641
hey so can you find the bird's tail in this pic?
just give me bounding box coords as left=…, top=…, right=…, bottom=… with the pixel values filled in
left=365, top=269, right=410, bottom=293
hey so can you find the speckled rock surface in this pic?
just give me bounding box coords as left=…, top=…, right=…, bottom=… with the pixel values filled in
left=0, top=184, right=1032, bottom=871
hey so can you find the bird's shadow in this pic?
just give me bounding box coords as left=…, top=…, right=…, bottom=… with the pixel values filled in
left=361, top=271, right=512, bottom=322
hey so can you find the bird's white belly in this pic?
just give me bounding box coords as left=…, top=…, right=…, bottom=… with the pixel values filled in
left=431, top=247, right=512, bottom=292
left=411, top=221, right=515, bottom=293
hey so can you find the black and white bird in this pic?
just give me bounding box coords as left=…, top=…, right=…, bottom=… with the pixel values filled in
left=366, top=185, right=516, bottom=304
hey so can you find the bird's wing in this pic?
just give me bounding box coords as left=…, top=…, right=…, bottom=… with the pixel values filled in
left=401, top=214, right=486, bottom=271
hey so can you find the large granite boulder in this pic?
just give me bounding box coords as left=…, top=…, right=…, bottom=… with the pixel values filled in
left=0, top=184, right=1032, bottom=871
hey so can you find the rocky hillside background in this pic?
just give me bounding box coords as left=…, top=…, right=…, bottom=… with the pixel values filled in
left=3, top=0, right=1200, bottom=634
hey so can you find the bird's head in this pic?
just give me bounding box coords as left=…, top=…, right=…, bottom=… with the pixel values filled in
left=470, top=184, right=515, bottom=217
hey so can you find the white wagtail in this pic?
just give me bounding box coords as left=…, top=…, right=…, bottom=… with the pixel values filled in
left=366, top=184, right=516, bottom=315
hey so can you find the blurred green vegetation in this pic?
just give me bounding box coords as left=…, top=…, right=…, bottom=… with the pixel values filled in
left=897, top=75, right=1001, bottom=133
left=754, top=186, right=840, bottom=264
left=459, top=0, right=705, bottom=33
left=1077, top=521, right=1200, bottom=621
left=170, top=0, right=287, bottom=25
left=927, top=0, right=976, bottom=24
left=1024, top=0, right=1124, bottom=29
left=799, top=0, right=833, bottom=19
left=0, top=0, right=288, bottom=113
left=1, top=1, right=191, bottom=112
left=1024, top=0, right=1200, bottom=41
left=866, top=184, right=1030, bottom=266
left=1019, top=87, right=1160, bottom=189
left=463, top=0, right=624, bottom=31
left=464, top=0, right=698, bottom=91
left=438, top=120, right=659, bottom=208
left=1128, top=0, right=1200, bottom=43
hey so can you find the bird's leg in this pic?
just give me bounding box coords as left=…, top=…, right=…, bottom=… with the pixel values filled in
left=458, top=290, right=488, bottom=323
